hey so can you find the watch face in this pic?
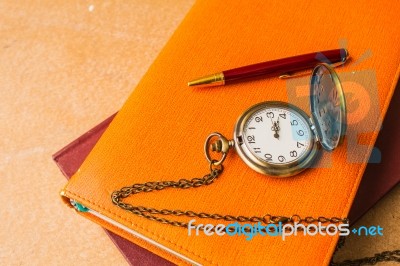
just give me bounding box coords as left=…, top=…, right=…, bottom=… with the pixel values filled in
left=233, top=101, right=318, bottom=177
left=242, top=105, right=312, bottom=165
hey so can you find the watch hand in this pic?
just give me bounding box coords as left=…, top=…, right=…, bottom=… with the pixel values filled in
left=273, top=121, right=280, bottom=139
left=269, top=117, right=279, bottom=139
left=273, top=116, right=281, bottom=139
left=270, top=117, right=275, bottom=131
left=276, top=116, right=280, bottom=131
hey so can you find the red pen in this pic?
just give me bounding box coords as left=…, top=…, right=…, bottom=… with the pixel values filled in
left=188, top=49, right=349, bottom=87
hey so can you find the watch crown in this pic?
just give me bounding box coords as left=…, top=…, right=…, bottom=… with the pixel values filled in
left=210, top=137, right=234, bottom=153
left=204, top=132, right=234, bottom=166
left=211, top=140, right=222, bottom=152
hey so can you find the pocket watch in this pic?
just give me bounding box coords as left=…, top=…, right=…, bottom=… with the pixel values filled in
left=205, top=63, right=346, bottom=177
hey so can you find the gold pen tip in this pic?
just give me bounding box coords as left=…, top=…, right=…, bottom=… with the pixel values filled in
left=187, top=73, right=225, bottom=87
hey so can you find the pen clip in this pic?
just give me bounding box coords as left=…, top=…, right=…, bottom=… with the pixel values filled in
left=279, top=60, right=347, bottom=79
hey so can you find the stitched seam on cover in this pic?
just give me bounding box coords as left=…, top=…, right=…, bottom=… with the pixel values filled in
left=65, top=189, right=219, bottom=266
left=322, top=65, right=400, bottom=265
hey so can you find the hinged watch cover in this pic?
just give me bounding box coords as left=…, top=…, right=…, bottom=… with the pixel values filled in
left=309, top=63, right=347, bottom=151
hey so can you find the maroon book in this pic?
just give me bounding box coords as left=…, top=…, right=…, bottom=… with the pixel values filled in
left=53, top=86, right=400, bottom=265
left=53, top=114, right=173, bottom=266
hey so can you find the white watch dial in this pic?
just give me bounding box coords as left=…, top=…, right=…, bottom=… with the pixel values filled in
left=243, top=106, right=312, bottom=165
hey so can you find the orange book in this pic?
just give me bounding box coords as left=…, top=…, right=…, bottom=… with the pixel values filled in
left=60, top=0, right=400, bottom=265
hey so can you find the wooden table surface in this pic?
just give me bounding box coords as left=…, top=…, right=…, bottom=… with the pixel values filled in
left=0, top=1, right=398, bottom=265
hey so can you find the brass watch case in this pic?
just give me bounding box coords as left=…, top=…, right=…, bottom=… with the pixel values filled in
left=233, top=101, right=319, bottom=177
left=233, top=63, right=346, bottom=178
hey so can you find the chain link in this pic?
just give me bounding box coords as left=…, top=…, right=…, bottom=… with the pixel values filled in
left=331, top=237, right=400, bottom=265
left=111, top=161, right=347, bottom=231
left=111, top=161, right=399, bottom=265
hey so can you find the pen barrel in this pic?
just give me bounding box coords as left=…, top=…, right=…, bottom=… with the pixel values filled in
left=223, top=49, right=347, bottom=84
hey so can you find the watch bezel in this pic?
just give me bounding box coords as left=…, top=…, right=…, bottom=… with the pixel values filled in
left=233, top=101, right=319, bottom=177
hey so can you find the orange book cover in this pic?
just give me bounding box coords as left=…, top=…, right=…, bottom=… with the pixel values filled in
left=60, top=0, right=400, bottom=265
